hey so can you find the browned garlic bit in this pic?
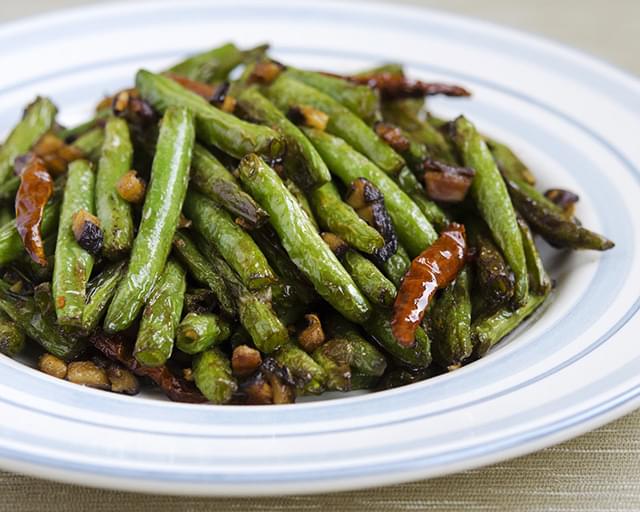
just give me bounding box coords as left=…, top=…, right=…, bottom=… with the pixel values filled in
left=220, top=95, right=237, bottom=113
left=423, top=159, right=475, bottom=203
left=32, top=133, right=83, bottom=175
left=250, top=61, right=284, bottom=84
left=106, top=364, right=140, bottom=395
left=374, top=122, right=410, bottom=152
left=66, top=361, right=111, bottom=390
left=177, top=213, right=192, bottom=229
left=116, top=170, right=146, bottom=203
left=231, top=345, right=263, bottom=377
left=71, top=209, right=103, bottom=255
left=38, top=353, right=68, bottom=379
left=287, top=105, right=329, bottom=131
left=320, top=232, right=348, bottom=258
left=544, top=188, right=579, bottom=217
left=297, top=314, right=326, bottom=353
left=239, top=373, right=273, bottom=405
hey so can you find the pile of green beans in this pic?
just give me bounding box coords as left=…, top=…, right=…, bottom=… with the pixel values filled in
left=0, top=42, right=613, bottom=404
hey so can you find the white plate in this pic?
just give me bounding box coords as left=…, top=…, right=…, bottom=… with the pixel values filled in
left=0, top=0, right=639, bottom=496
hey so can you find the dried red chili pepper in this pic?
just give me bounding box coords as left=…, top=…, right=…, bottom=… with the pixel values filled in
left=90, top=331, right=206, bottom=404
left=15, top=156, right=53, bottom=266
left=348, top=72, right=471, bottom=100
left=391, top=223, right=467, bottom=347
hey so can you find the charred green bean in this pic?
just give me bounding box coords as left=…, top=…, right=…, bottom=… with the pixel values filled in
left=266, top=73, right=404, bottom=174
left=177, top=312, right=231, bottom=355
left=237, top=154, right=371, bottom=324
left=304, top=128, right=437, bottom=256
left=105, top=106, right=194, bottom=332
left=96, top=117, right=134, bottom=259
left=136, top=70, right=284, bottom=159
left=52, top=159, right=96, bottom=326
left=134, top=258, right=186, bottom=366
left=184, top=189, right=277, bottom=290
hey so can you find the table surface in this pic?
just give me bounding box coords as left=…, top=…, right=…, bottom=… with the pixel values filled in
left=1, top=0, right=639, bottom=510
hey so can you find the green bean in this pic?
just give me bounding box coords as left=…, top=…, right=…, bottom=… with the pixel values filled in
left=311, top=342, right=351, bottom=391
left=237, top=154, right=371, bottom=324
left=322, top=314, right=387, bottom=376
left=426, top=114, right=449, bottom=129
left=486, top=138, right=536, bottom=185
left=251, top=227, right=317, bottom=306
left=354, top=63, right=405, bottom=77
left=275, top=343, right=327, bottom=394
left=309, top=182, right=385, bottom=254
left=381, top=244, right=411, bottom=287
left=171, top=230, right=236, bottom=317
left=341, top=249, right=396, bottom=307
left=177, top=312, right=231, bottom=355
left=82, top=261, right=127, bottom=331
left=96, top=117, right=134, bottom=259
left=350, top=373, right=380, bottom=390
left=517, top=217, right=552, bottom=294
left=272, top=294, right=307, bottom=327
left=105, top=106, right=194, bottom=332
left=0, top=177, right=19, bottom=202
left=266, top=73, right=405, bottom=174
left=56, top=109, right=110, bottom=141
left=134, top=258, right=186, bottom=366
left=0, top=97, right=57, bottom=184
left=452, top=116, right=528, bottom=306
left=466, top=217, right=515, bottom=310
left=192, top=348, right=237, bottom=404
left=303, top=128, right=437, bottom=256
left=379, top=367, right=436, bottom=389
left=0, top=310, right=26, bottom=357
left=396, top=167, right=450, bottom=231
left=0, top=280, right=84, bottom=360
left=183, top=288, right=216, bottom=314
left=0, top=205, right=12, bottom=226
left=473, top=292, right=549, bottom=356
left=429, top=266, right=473, bottom=367
left=506, top=175, right=614, bottom=251
left=184, top=189, right=277, bottom=290
left=168, top=42, right=267, bottom=83
left=52, top=159, right=96, bottom=327
left=313, top=336, right=386, bottom=390
left=286, top=67, right=380, bottom=124
left=236, top=86, right=331, bottom=190
left=381, top=99, right=455, bottom=163
left=285, top=178, right=319, bottom=231
left=136, top=70, right=284, bottom=159
left=364, top=310, right=432, bottom=368
left=190, top=143, right=268, bottom=228
left=201, top=239, right=289, bottom=353
left=0, top=199, right=60, bottom=266
left=71, top=127, right=105, bottom=162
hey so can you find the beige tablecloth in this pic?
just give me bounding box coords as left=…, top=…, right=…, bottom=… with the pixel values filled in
left=1, top=1, right=639, bottom=510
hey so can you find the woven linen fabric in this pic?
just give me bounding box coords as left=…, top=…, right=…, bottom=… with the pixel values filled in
left=1, top=1, right=639, bottom=511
